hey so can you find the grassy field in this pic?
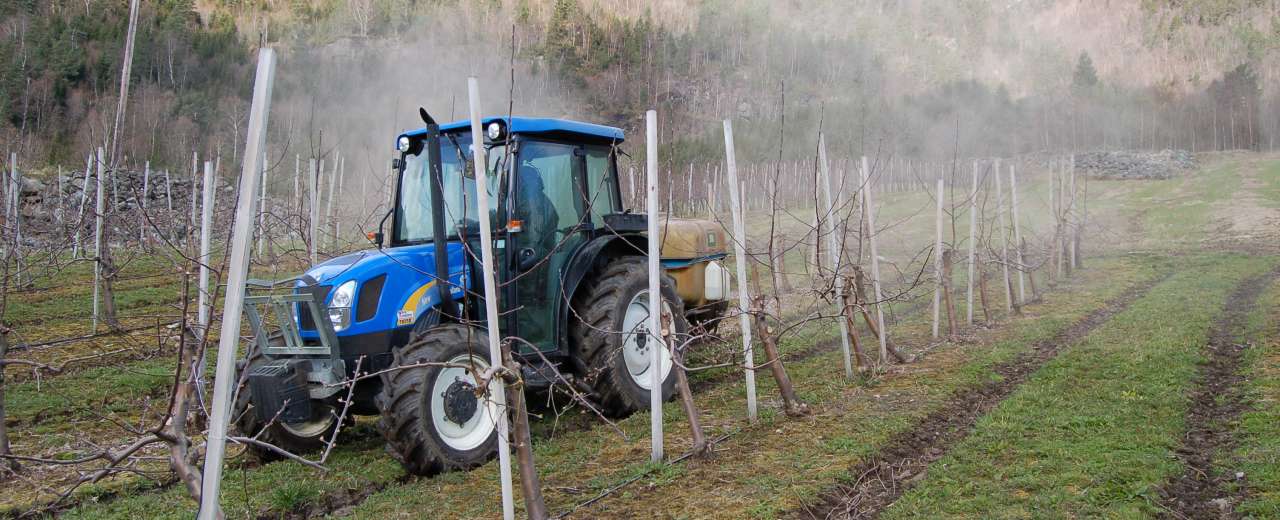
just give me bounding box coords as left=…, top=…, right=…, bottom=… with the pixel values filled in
left=3, top=153, right=1280, bottom=518
left=1237, top=276, right=1280, bottom=517
left=882, top=254, right=1275, bottom=518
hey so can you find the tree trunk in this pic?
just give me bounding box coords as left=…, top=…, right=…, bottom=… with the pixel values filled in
left=978, top=258, right=992, bottom=324
left=99, top=229, right=121, bottom=330
left=749, top=265, right=807, bottom=416
left=853, top=267, right=912, bottom=363
left=502, top=345, right=548, bottom=520
left=164, top=325, right=204, bottom=503
left=664, top=310, right=708, bottom=456
left=839, top=276, right=868, bottom=371
left=942, top=250, right=957, bottom=336
left=1023, top=238, right=1039, bottom=301
left=0, top=325, right=16, bottom=474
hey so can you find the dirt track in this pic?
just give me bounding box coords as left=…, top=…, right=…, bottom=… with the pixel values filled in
left=1156, top=267, right=1280, bottom=519
left=795, top=271, right=1172, bottom=520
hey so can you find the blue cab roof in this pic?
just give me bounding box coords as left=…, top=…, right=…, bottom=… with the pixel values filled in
left=397, top=117, right=624, bottom=149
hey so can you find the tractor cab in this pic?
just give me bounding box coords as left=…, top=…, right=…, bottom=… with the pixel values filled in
left=237, top=114, right=729, bottom=476
left=385, top=116, right=630, bottom=356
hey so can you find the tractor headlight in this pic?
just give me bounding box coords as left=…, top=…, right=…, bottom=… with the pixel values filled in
left=396, top=136, right=411, bottom=152
left=486, top=122, right=503, bottom=140
left=328, top=280, right=356, bottom=332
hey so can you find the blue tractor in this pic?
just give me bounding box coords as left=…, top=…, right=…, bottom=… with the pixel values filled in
left=235, top=114, right=730, bottom=474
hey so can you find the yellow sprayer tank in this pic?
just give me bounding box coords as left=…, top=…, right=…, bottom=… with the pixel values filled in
left=658, top=217, right=730, bottom=325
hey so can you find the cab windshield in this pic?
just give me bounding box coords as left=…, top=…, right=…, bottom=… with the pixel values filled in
left=393, top=132, right=506, bottom=245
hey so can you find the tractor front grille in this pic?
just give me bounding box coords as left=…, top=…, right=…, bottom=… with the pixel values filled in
left=297, top=284, right=332, bottom=331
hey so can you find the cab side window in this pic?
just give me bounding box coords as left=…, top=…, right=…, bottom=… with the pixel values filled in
left=584, top=147, right=618, bottom=223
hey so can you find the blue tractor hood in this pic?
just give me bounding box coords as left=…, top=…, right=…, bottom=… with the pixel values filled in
left=297, top=242, right=469, bottom=339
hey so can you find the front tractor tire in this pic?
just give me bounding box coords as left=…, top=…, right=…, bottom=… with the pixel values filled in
left=375, top=324, right=499, bottom=475
left=572, top=257, right=688, bottom=416
left=232, top=336, right=340, bottom=461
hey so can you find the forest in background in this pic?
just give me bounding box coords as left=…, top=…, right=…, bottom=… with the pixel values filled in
left=2, top=0, right=1279, bottom=178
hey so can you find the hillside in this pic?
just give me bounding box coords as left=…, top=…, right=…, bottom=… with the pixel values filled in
left=2, top=0, right=1278, bottom=172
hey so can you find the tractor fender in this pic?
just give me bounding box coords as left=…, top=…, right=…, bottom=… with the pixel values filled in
left=558, top=233, right=646, bottom=347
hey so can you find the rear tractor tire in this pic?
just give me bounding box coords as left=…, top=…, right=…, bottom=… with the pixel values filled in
left=375, top=324, right=499, bottom=475
left=571, top=257, right=688, bottom=416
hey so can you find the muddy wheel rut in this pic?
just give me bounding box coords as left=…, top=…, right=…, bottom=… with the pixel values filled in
left=794, top=271, right=1171, bottom=520
left=1155, top=267, right=1280, bottom=520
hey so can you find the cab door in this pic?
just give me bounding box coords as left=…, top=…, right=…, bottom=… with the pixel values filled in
left=509, top=140, right=590, bottom=353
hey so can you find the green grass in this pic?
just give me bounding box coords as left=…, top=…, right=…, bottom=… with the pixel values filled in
left=882, top=254, right=1275, bottom=519
left=1100, top=157, right=1242, bottom=247
left=1258, top=158, right=1280, bottom=208
left=1236, top=276, right=1280, bottom=517
left=341, top=255, right=1155, bottom=518
left=5, top=358, right=174, bottom=424
left=54, top=254, right=1158, bottom=519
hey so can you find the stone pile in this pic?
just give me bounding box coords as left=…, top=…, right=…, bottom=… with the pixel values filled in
left=1072, top=150, right=1196, bottom=180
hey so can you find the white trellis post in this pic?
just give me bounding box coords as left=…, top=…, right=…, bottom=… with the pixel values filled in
left=1010, top=165, right=1026, bottom=304
left=335, top=156, right=345, bottom=248
left=74, top=153, right=92, bottom=258
left=56, top=165, right=64, bottom=227
left=465, top=77, right=516, bottom=520
left=932, top=176, right=944, bottom=338
left=197, top=160, right=215, bottom=335
left=818, top=134, right=853, bottom=379
left=293, top=154, right=301, bottom=241
left=1069, top=155, right=1078, bottom=269
left=325, top=154, right=337, bottom=250
left=861, top=156, right=888, bottom=363
left=257, top=149, right=268, bottom=255
left=164, top=168, right=172, bottom=211
left=309, top=158, right=319, bottom=264
left=9, top=153, right=21, bottom=248
left=92, top=147, right=105, bottom=333
left=199, top=47, right=275, bottom=520
left=190, top=151, right=199, bottom=247
left=140, top=161, right=150, bottom=243
left=966, top=160, right=978, bottom=324
left=722, top=119, right=757, bottom=421
left=995, top=159, right=1013, bottom=313
left=645, top=109, right=665, bottom=463
left=6, top=153, right=15, bottom=222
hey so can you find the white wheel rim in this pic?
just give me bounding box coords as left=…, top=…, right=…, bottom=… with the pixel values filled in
left=621, top=290, right=674, bottom=391
left=430, top=353, right=498, bottom=452
left=281, top=405, right=336, bottom=439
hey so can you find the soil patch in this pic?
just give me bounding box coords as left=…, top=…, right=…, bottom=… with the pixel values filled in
left=793, top=271, right=1170, bottom=519
left=1155, top=266, right=1280, bottom=519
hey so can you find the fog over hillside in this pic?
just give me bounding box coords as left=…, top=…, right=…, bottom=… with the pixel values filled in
left=3, top=0, right=1277, bottom=174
